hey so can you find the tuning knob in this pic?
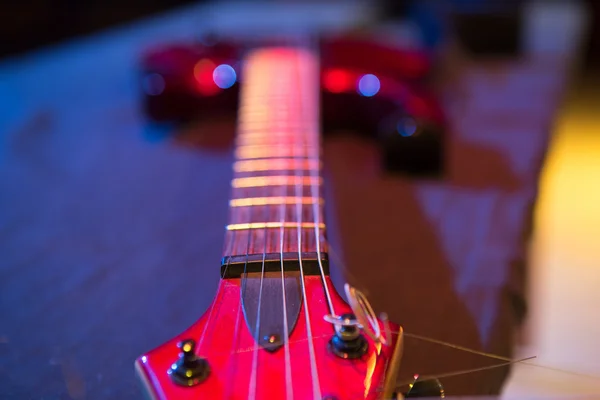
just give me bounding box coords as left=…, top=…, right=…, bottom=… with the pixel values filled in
left=329, top=313, right=368, bottom=359
left=168, top=339, right=210, bottom=386
left=404, top=375, right=445, bottom=398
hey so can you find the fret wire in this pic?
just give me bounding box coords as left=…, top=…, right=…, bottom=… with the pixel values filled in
left=230, top=197, right=324, bottom=207
left=236, top=136, right=306, bottom=144
left=236, top=141, right=317, bottom=148
left=238, top=131, right=305, bottom=136
left=233, top=159, right=321, bottom=172
left=231, top=176, right=322, bottom=188
left=237, top=130, right=307, bottom=136
left=238, top=111, right=291, bottom=121
left=226, top=222, right=326, bottom=231
left=236, top=152, right=318, bottom=160
left=236, top=145, right=319, bottom=160
left=239, top=123, right=304, bottom=130
left=236, top=140, right=316, bottom=147
left=237, top=137, right=310, bottom=142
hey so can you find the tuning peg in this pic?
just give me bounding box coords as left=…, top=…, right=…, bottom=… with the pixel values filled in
left=168, top=339, right=210, bottom=386
left=403, top=375, right=445, bottom=398
left=328, top=313, right=368, bottom=359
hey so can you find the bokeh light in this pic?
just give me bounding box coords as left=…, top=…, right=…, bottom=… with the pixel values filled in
left=357, top=73, right=380, bottom=97
left=213, top=64, right=237, bottom=89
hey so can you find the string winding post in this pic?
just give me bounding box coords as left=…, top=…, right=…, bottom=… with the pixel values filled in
left=323, top=283, right=392, bottom=346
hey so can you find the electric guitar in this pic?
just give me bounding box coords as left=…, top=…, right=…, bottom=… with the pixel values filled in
left=134, top=34, right=449, bottom=399
left=134, top=22, right=593, bottom=396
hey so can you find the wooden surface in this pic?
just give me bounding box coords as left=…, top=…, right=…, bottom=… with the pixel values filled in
left=0, top=2, right=580, bottom=399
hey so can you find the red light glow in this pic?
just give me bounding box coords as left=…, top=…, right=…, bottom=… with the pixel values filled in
left=194, top=58, right=220, bottom=95
left=323, top=68, right=354, bottom=93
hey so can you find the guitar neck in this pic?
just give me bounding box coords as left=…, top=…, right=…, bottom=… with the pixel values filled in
left=222, top=46, right=328, bottom=272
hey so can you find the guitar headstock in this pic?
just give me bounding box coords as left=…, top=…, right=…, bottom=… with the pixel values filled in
left=139, top=34, right=446, bottom=177
left=135, top=277, right=404, bottom=399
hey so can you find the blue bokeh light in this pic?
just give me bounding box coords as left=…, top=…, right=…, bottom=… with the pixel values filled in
left=397, top=117, right=418, bottom=137
left=357, top=74, right=380, bottom=97
left=212, top=64, right=237, bottom=89
left=142, top=73, right=165, bottom=96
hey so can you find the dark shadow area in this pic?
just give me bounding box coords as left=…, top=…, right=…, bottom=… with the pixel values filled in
left=0, top=0, right=202, bottom=59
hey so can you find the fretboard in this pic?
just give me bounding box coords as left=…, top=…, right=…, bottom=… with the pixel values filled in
left=222, top=47, right=327, bottom=261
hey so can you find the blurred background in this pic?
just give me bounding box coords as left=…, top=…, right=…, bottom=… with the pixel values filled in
left=1, top=0, right=599, bottom=398
left=1, top=0, right=599, bottom=67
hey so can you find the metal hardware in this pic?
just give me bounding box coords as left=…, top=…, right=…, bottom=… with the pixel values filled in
left=382, top=326, right=404, bottom=399
left=327, top=313, right=368, bottom=359
left=168, top=339, right=210, bottom=387
left=403, top=375, right=445, bottom=398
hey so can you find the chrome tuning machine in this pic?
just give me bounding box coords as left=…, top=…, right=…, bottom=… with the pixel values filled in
left=327, top=313, right=368, bottom=359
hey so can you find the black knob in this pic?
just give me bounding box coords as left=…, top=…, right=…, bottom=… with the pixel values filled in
left=168, top=339, right=210, bottom=386
left=329, top=313, right=368, bottom=359
left=405, top=376, right=445, bottom=398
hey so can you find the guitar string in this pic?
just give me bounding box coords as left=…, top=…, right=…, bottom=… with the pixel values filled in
left=196, top=204, right=236, bottom=356
left=294, top=46, right=322, bottom=400
left=213, top=327, right=600, bottom=383
left=247, top=180, right=268, bottom=399
left=264, top=49, right=296, bottom=400
left=395, top=356, right=536, bottom=389
left=280, top=195, right=294, bottom=400
left=225, top=224, right=251, bottom=400
left=247, top=53, right=274, bottom=400
left=246, top=328, right=600, bottom=387
left=233, top=330, right=600, bottom=394
left=195, top=147, right=243, bottom=399
left=308, top=35, right=336, bottom=318
left=401, top=331, right=600, bottom=381
left=393, top=329, right=600, bottom=387
left=223, top=55, right=256, bottom=399
left=277, top=58, right=295, bottom=400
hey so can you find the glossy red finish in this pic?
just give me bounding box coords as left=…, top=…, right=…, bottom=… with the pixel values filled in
left=323, top=68, right=356, bottom=93
left=139, top=35, right=442, bottom=126
left=320, top=37, right=431, bottom=81
left=140, top=42, right=240, bottom=121
left=136, top=276, right=399, bottom=400
left=320, top=67, right=445, bottom=126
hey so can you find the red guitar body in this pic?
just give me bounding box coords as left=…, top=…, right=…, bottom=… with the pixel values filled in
left=140, top=34, right=446, bottom=177
left=136, top=277, right=399, bottom=399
